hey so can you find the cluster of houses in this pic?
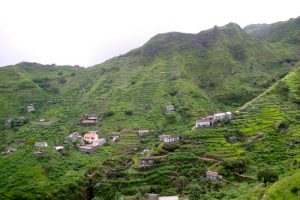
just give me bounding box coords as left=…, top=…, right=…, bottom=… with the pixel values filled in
left=195, top=112, right=232, bottom=128
left=5, top=104, right=227, bottom=184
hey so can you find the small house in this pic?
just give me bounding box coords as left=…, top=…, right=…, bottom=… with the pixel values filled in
left=83, top=131, right=99, bottom=144
left=27, top=105, right=35, bottom=112
left=79, top=114, right=98, bottom=126
left=78, top=138, right=106, bottom=153
left=213, top=112, right=232, bottom=121
left=34, top=142, right=48, bottom=148
left=140, top=157, right=155, bottom=166
left=147, top=194, right=159, bottom=200
left=159, top=196, right=179, bottom=200
left=91, top=138, right=106, bottom=147
left=65, top=132, right=81, bottom=143
left=206, top=170, right=223, bottom=180
left=1, top=148, right=16, bottom=155
left=120, top=130, right=134, bottom=134
left=136, top=129, right=150, bottom=136
left=159, top=134, right=180, bottom=143
left=54, top=146, right=64, bottom=151
left=107, top=134, right=120, bottom=142
left=147, top=194, right=179, bottom=200
left=33, top=150, right=44, bottom=155
left=227, top=136, right=238, bottom=143
left=195, top=117, right=212, bottom=128
left=165, top=105, right=175, bottom=112
left=5, top=119, right=13, bottom=128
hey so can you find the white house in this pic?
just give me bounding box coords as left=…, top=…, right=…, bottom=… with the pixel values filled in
left=147, top=194, right=179, bottom=200
left=159, top=196, right=179, bottom=200
left=27, top=105, right=35, bottom=112
left=213, top=112, right=232, bottom=121
left=34, top=142, right=48, bottom=147
left=83, top=131, right=99, bottom=144
left=136, top=129, right=150, bottom=136
left=91, top=138, right=106, bottom=147
left=54, top=146, right=64, bottom=151
left=196, top=117, right=212, bottom=128
left=159, top=135, right=180, bottom=143
left=85, top=114, right=98, bottom=120
left=206, top=170, right=223, bottom=180
left=165, top=105, right=175, bottom=112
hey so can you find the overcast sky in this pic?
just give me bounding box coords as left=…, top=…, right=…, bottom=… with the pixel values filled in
left=0, top=0, right=299, bottom=67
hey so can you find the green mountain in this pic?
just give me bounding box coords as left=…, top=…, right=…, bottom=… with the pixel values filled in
left=0, top=17, right=300, bottom=200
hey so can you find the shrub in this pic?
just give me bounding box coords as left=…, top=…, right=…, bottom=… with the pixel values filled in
left=168, top=88, right=178, bottom=96
left=291, top=186, right=299, bottom=194
left=276, top=81, right=289, bottom=95
left=103, top=111, right=114, bottom=118
left=222, top=159, right=247, bottom=174
left=257, top=169, right=279, bottom=186
left=189, top=183, right=204, bottom=200
left=58, top=77, right=67, bottom=84
left=124, top=110, right=133, bottom=116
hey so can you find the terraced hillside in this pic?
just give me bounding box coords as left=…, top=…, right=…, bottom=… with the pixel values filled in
left=91, top=63, right=300, bottom=199
left=0, top=17, right=300, bottom=200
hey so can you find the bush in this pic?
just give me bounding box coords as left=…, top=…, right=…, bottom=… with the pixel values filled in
left=276, top=81, right=289, bottom=95
left=103, top=111, right=114, bottom=118
left=168, top=88, right=178, bottom=96
left=257, top=169, right=279, bottom=186
left=58, top=77, right=67, bottom=84
left=291, top=186, right=299, bottom=194
left=124, top=110, right=133, bottom=116
left=222, top=159, right=247, bottom=174
left=189, top=183, right=204, bottom=200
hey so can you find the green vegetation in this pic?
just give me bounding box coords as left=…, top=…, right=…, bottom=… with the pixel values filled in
left=0, top=17, right=300, bottom=199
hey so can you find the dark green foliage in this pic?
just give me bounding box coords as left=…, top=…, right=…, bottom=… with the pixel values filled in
left=124, top=110, right=133, bottom=116
left=291, top=186, right=299, bottom=194
left=58, top=76, right=67, bottom=84
left=257, top=169, right=279, bottom=186
left=222, top=159, right=247, bottom=174
left=102, top=111, right=115, bottom=118
left=276, top=81, right=289, bottom=95
left=189, top=183, right=204, bottom=200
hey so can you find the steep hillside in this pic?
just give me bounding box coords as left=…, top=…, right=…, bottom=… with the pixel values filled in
left=0, top=17, right=300, bottom=200
left=245, top=16, right=300, bottom=60
left=244, top=16, right=300, bottom=43
left=244, top=24, right=272, bottom=40
left=90, top=63, right=300, bottom=199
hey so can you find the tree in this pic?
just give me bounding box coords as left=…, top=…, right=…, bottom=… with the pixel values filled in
left=189, top=183, right=204, bottom=200
left=223, top=159, right=247, bottom=174
left=173, top=176, right=188, bottom=194
left=257, top=169, right=279, bottom=186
